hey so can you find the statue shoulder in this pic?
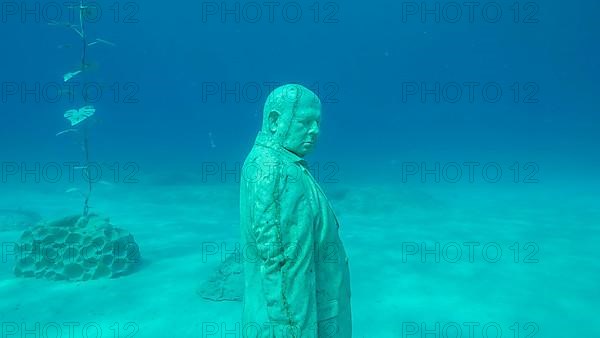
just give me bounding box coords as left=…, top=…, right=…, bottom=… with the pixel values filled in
left=241, top=146, right=287, bottom=183
left=243, top=146, right=284, bottom=168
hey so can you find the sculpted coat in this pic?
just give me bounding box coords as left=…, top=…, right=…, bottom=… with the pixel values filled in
left=240, top=84, right=352, bottom=338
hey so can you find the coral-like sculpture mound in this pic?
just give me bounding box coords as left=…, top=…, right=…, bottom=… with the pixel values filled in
left=14, top=214, right=141, bottom=281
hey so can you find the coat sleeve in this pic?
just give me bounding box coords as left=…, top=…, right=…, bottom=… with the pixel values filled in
left=250, top=163, right=318, bottom=335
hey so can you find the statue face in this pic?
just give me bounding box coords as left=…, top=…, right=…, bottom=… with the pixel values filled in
left=281, top=104, right=321, bottom=157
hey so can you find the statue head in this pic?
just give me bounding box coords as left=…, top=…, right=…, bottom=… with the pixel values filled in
left=261, top=84, right=321, bottom=157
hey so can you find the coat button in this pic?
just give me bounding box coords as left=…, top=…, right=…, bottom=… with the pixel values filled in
left=344, top=257, right=348, bottom=264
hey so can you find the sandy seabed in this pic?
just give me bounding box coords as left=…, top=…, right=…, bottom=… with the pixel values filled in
left=1, top=174, right=598, bottom=337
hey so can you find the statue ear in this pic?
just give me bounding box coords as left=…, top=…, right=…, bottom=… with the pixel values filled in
left=268, top=110, right=281, bottom=133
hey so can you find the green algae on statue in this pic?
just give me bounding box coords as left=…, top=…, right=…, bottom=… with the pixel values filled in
left=240, top=84, right=352, bottom=337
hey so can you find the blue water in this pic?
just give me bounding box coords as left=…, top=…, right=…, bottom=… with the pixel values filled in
left=1, top=1, right=599, bottom=337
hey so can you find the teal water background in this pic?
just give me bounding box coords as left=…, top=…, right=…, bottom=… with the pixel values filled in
left=1, top=0, right=599, bottom=337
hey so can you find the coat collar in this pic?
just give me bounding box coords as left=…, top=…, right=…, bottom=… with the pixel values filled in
left=254, top=131, right=307, bottom=166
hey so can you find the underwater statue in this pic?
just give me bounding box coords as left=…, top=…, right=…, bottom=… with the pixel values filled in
left=240, top=84, right=352, bottom=337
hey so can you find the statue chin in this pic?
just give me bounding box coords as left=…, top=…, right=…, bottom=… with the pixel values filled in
left=286, top=143, right=314, bottom=157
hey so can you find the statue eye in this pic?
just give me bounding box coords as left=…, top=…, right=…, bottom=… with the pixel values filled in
left=293, top=118, right=309, bottom=126
left=293, top=117, right=319, bottom=129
